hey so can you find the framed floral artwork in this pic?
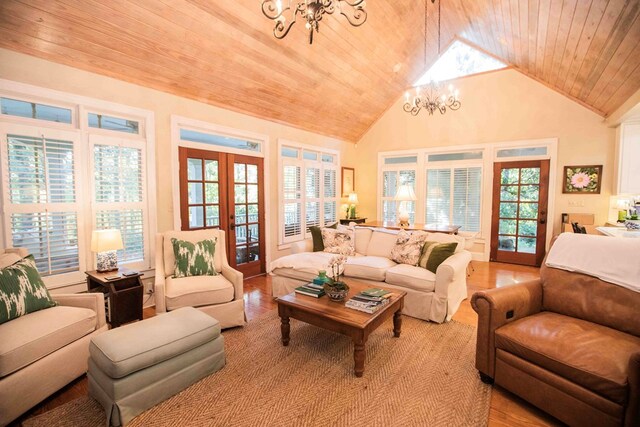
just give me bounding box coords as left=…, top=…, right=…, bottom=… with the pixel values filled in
left=341, top=167, right=355, bottom=197
left=562, top=165, right=602, bottom=194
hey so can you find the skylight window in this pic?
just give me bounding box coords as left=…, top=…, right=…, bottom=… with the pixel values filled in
left=414, top=40, right=507, bottom=86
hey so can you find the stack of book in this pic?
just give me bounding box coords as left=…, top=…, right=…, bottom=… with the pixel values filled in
left=345, top=288, right=393, bottom=314
left=294, top=283, right=326, bottom=298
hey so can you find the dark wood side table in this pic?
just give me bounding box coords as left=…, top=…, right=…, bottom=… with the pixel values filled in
left=339, top=217, right=367, bottom=225
left=86, top=269, right=144, bottom=328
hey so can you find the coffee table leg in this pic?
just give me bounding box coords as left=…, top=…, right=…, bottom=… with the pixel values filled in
left=354, top=340, right=366, bottom=377
left=280, top=316, right=290, bottom=346
left=393, top=310, right=402, bottom=338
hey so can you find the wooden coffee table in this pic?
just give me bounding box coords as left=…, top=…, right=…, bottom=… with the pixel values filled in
left=276, top=281, right=406, bottom=377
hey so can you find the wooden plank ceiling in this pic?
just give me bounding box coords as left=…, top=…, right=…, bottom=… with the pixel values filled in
left=0, top=1, right=639, bottom=142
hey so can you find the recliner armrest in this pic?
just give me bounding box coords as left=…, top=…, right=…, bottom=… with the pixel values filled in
left=626, top=352, right=640, bottom=427
left=53, top=293, right=107, bottom=330
left=471, top=279, right=543, bottom=379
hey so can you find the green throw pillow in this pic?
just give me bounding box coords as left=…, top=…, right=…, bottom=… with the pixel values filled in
left=418, top=241, right=458, bottom=273
left=0, top=255, right=57, bottom=324
left=309, top=222, right=338, bottom=252
left=171, top=238, right=218, bottom=278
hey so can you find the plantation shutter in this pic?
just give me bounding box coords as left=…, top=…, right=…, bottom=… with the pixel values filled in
left=453, top=167, right=482, bottom=232
left=283, top=164, right=302, bottom=241
left=382, top=171, right=397, bottom=222
left=305, top=167, right=320, bottom=232
left=5, top=133, right=80, bottom=276
left=426, top=169, right=451, bottom=225
left=92, top=136, right=148, bottom=266
left=323, top=168, right=337, bottom=225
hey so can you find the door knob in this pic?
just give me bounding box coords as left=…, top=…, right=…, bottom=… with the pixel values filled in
left=229, top=223, right=236, bottom=230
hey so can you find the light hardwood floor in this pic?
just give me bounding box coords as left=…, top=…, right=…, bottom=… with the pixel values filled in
left=15, top=261, right=564, bottom=427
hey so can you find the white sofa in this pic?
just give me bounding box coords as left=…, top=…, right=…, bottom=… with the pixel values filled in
left=270, top=227, right=472, bottom=323
left=0, top=248, right=108, bottom=426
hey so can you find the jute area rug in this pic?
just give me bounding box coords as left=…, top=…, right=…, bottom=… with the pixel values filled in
left=25, top=311, right=491, bottom=427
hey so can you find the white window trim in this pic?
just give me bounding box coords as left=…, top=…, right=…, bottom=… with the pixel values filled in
left=170, top=115, right=271, bottom=269
left=277, top=139, right=340, bottom=247
left=0, top=79, right=157, bottom=289
left=378, top=138, right=558, bottom=261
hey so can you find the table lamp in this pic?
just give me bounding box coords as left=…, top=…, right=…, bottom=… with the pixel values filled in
left=395, top=185, right=416, bottom=227
left=347, top=192, right=359, bottom=219
left=91, top=229, right=124, bottom=272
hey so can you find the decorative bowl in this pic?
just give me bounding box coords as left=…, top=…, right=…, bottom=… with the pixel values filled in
left=324, top=282, right=350, bottom=301
left=625, top=219, right=640, bottom=230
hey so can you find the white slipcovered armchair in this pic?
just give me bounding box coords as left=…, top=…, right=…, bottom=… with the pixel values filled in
left=154, top=230, right=245, bottom=329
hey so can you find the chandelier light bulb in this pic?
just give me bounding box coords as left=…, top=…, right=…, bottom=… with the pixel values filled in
left=276, top=0, right=282, bottom=14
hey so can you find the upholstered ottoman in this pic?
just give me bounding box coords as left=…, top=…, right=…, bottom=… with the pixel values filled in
left=88, top=307, right=225, bottom=426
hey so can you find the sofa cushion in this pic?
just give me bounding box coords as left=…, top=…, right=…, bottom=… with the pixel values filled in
left=90, top=307, right=220, bottom=379
left=0, top=306, right=96, bottom=377
left=417, top=241, right=458, bottom=273
left=0, top=255, right=57, bottom=324
left=365, top=230, right=399, bottom=258
left=321, top=228, right=355, bottom=255
left=354, top=228, right=373, bottom=255
left=165, top=275, right=234, bottom=311
left=344, top=256, right=396, bottom=281
left=495, top=312, right=640, bottom=404
left=385, top=264, right=436, bottom=292
left=309, top=222, right=337, bottom=252
left=171, top=237, right=217, bottom=278
left=390, top=230, right=429, bottom=265
left=271, top=267, right=317, bottom=283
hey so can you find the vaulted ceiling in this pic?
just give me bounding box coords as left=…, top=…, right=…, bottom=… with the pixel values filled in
left=1, top=1, right=639, bottom=142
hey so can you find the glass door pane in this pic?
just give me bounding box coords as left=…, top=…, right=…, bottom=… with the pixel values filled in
left=233, top=162, right=260, bottom=266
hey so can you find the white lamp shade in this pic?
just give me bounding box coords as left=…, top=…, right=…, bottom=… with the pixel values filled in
left=348, top=192, right=359, bottom=204
left=91, top=229, right=124, bottom=252
left=395, top=185, right=417, bottom=201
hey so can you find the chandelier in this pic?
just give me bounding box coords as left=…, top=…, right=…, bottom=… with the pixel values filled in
left=403, top=0, right=461, bottom=116
left=261, top=0, right=367, bottom=44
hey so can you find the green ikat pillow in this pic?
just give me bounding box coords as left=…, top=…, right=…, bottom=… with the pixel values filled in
left=0, top=255, right=57, bottom=324
left=171, top=237, right=218, bottom=278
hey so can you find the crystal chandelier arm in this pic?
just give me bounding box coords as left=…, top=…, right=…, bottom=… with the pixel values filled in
left=261, top=0, right=289, bottom=20
left=262, top=1, right=305, bottom=40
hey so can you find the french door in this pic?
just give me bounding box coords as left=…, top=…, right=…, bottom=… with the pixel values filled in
left=490, top=160, right=549, bottom=266
left=179, top=147, right=265, bottom=277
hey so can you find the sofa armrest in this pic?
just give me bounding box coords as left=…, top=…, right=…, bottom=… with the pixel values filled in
left=53, top=293, right=107, bottom=330
left=291, top=239, right=313, bottom=254
left=433, top=250, right=472, bottom=322
left=222, top=265, right=244, bottom=300
left=471, top=279, right=543, bottom=379
left=626, top=352, right=640, bottom=427
left=154, top=233, right=167, bottom=313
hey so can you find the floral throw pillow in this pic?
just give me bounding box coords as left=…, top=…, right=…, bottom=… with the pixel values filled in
left=0, top=255, right=57, bottom=324
left=321, top=228, right=355, bottom=256
left=171, top=238, right=218, bottom=278
left=391, top=230, right=430, bottom=265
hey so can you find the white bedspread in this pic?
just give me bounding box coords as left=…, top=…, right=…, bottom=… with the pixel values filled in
left=545, top=233, right=640, bottom=293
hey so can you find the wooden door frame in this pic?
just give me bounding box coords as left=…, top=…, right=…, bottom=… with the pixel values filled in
left=490, top=159, right=550, bottom=267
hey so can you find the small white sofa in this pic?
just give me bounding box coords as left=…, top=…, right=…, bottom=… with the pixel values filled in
left=270, top=227, right=472, bottom=323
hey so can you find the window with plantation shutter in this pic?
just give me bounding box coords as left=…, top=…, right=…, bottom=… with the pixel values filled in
left=380, top=167, right=417, bottom=223
left=279, top=142, right=339, bottom=245
left=91, top=135, right=148, bottom=267
left=425, top=166, right=481, bottom=232
left=3, top=131, right=81, bottom=277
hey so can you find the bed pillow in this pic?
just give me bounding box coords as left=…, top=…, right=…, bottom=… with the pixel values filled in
left=0, top=255, right=57, bottom=324
left=321, top=227, right=355, bottom=256
left=390, top=230, right=430, bottom=265
left=418, top=241, right=458, bottom=273
left=171, top=238, right=218, bottom=278
left=309, top=222, right=338, bottom=252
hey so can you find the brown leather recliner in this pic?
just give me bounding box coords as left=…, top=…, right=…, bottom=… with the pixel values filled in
left=472, top=263, right=640, bottom=427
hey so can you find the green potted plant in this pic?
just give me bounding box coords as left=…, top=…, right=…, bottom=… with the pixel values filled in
left=324, top=255, right=350, bottom=301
